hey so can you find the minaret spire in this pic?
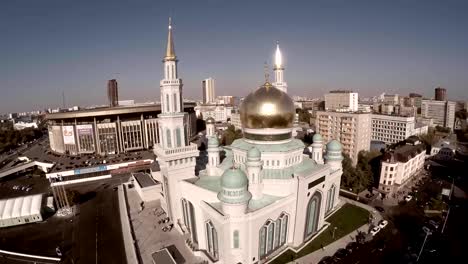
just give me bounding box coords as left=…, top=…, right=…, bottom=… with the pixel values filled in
left=272, top=41, right=287, bottom=93
left=274, top=40, right=282, bottom=69
left=164, top=17, right=176, bottom=61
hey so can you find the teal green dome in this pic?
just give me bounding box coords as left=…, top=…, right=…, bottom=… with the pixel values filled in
left=221, top=168, right=248, bottom=189
left=327, top=140, right=342, bottom=151
left=208, top=136, right=219, bottom=147
left=247, top=147, right=261, bottom=159
left=313, top=133, right=323, bottom=142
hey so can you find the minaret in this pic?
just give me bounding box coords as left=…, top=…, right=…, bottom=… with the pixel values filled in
left=206, top=136, right=220, bottom=176
left=161, top=17, right=182, bottom=115
left=311, top=134, right=324, bottom=164
left=158, top=17, right=185, bottom=149
left=246, top=147, right=263, bottom=199
left=272, top=41, right=287, bottom=93
left=153, top=18, right=199, bottom=226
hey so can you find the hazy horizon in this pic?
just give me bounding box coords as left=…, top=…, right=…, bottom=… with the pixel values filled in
left=1, top=0, right=468, bottom=113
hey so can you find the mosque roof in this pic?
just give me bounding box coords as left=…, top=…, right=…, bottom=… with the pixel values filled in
left=230, top=138, right=305, bottom=153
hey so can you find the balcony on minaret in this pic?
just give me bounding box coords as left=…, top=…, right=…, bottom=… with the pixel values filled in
left=160, top=79, right=181, bottom=85
left=153, top=143, right=199, bottom=160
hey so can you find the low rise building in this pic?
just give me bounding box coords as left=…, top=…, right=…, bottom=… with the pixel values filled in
left=324, top=90, right=358, bottom=112
left=0, top=194, right=45, bottom=228
left=371, top=114, right=428, bottom=144
left=430, top=138, right=457, bottom=160
left=195, top=104, right=234, bottom=123
left=378, top=141, right=425, bottom=195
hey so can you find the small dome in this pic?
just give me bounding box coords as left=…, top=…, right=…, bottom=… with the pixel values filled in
left=327, top=140, right=342, bottom=151
left=239, top=82, right=295, bottom=129
left=206, top=117, right=215, bottom=124
left=221, top=168, right=248, bottom=189
left=208, top=136, right=219, bottom=147
left=313, top=133, right=323, bottom=142
left=247, top=147, right=261, bottom=159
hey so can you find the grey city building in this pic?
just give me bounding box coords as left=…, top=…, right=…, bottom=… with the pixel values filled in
left=421, top=100, right=456, bottom=129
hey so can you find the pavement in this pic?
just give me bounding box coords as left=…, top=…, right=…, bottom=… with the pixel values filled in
left=126, top=187, right=205, bottom=264
left=290, top=198, right=383, bottom=264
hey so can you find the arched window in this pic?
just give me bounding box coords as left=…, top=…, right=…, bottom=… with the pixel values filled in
left=326, top=185, right=336, bottom=213
left=173, top=93, right=177, bottom=112
left=188, top=201, right=198, bottom=244
left=304, top=192, right=322, bottom=239
left=165, top=94, right=170, bottom=112
left=166, top=129, right=172, bottom=148
left=280, top=214, right=289, bottom=245
left=233, top=230, right=239, bottom=248
left=259, top=213, right=289, bottom=259
left=274, top=219, right=281, bottom=249
left=176, top=127, right=182, bottom=147
left=205, top=221, right=218, bottom=260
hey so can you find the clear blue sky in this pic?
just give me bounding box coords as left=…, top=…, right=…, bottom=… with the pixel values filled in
left=1, top=0, right=467, bottom=113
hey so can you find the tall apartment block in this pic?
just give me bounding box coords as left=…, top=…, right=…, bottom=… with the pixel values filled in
left=315, top=111, right=371, bottom=163
left=434, top=87, right=447, bottom=101
left=202, top=77, right=215, bottom=104
left=107, top=79, right=119, bottom=107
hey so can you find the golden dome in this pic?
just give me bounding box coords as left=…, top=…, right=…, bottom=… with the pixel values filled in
left=240, top=82, right=295, bottom=129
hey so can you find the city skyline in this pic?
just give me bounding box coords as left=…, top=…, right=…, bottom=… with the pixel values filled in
left=1, top=0, right=468, bottom=113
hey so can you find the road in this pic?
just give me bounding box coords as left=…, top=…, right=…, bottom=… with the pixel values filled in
left=65, top=174, right=130, bottom=264
left=0, top=174, right=130, bottom=264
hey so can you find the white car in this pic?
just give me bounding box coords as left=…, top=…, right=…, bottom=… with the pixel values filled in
left=404, top=195, right=413, bottom=202
left=370, top=226, right=381, bottom=236
left=378, top=220, right=388, bottom=229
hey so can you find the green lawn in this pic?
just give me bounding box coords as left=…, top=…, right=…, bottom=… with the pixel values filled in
left=270, top=203, right=370, bottom=264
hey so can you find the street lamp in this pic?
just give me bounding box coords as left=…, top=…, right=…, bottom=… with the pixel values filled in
left=416, top=227, right=432, bottom=262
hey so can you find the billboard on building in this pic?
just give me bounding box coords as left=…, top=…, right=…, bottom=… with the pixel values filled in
left=62, top=126, right=75, bottom=145
left=76, top=124, right=93, bottom=135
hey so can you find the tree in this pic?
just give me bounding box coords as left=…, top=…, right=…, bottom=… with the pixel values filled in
left=221, top=125, right=242, bottom=146
left=296, top=108, right=312, bottom=124
left=341, top=152, right=378, bottom=193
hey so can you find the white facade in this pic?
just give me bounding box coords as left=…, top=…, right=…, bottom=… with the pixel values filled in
left=195, top=104, right=233, bottom=123
left=324, top=91, right=358, bottom=112
left=315, top=111, right=371, bottom=163
left=379, top=144, right=425, bottom=195
left=203, top=78, right=216, bottom=104
left=151, top=26, right=344, bottom=264
left=230, top=113, right=242, bottom=130
left=371, top=114, right=416, bottom=144
left=421, top=100, right=456, bottom=129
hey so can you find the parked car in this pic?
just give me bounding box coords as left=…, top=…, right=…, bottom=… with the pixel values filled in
left=334, top=248, right=350, bottom=259
left=378, top=220, right=388, bottom=229
left=318, top=256, right=333, bottom=264
left=428, top=220, right=439, bottom=230
left=346, top=242, right=359, bottom=252
left=405, top=195, right=413, bottom=202
left=370, top=226, right=381, bottom=236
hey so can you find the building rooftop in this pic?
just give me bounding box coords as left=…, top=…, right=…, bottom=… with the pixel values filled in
left=0, top=194, right=43, bottom=220
left=46, top=102, right=196, bottom=120
left=383, top=143, right=425, bottom=163
left=133, top=172, right=158, bottom=188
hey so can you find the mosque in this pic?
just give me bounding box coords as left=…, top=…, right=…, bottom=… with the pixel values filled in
left=151, top=19, right=344, bottom=264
